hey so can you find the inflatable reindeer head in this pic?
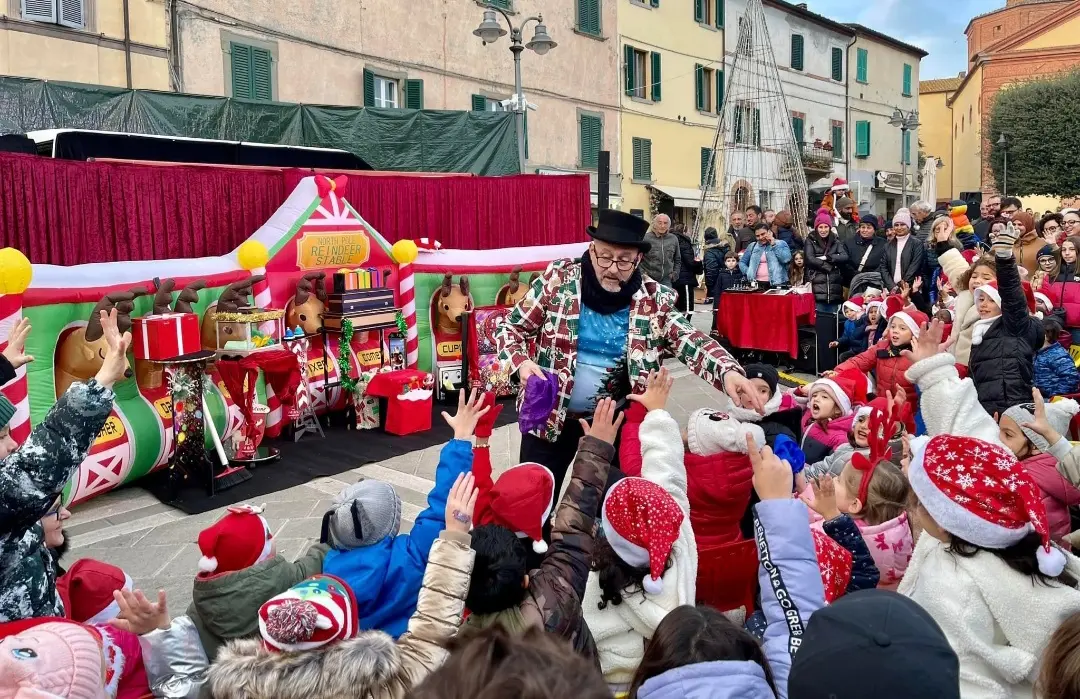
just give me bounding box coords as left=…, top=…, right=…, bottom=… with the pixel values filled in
left=497, top=266, right=529, bottom=307
left=54, top=287, right=147, bottom=398
left=435, top=274, right=472, bottom=335
left=208, top=276, right=263, bottom=349
left=285, top=272, right=327, bottom=335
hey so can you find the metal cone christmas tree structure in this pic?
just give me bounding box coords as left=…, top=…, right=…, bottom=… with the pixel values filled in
left=694, top=0, right=808, bottom=243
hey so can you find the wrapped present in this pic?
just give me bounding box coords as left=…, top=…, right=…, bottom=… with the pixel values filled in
left=385, top=389, right=432, bottom=436
left=132, top=313, right=201, bottom=361
left=352, top=393, right=381, bottom=430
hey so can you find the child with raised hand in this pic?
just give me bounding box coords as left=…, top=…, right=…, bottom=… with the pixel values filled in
left=321, top=388, right=487, bottom=639
left=830, top=299, right=925, bottom=400
left=582, top=369, right=698, bottom=693
left=0, top=312, right=126, bottom=623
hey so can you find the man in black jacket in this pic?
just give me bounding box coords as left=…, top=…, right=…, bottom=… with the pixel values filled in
left=673, top=223, right=701, bottom=313
left=879, top=209, right=928, bottom=308
left=843, top=214, right=887, bottom=286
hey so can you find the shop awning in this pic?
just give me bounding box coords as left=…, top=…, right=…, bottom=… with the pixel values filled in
left=650, top=184, right=719, bottom=209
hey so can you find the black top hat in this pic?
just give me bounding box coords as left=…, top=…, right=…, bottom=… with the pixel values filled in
left=588, top=209, right=652, bottom=252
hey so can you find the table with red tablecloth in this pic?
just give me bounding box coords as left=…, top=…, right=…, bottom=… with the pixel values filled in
left=715, top=292, right=816, bottom=358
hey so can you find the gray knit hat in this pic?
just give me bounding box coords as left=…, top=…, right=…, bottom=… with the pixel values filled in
left=0, top=395, right=14, bottom=429
left=1002, top=399, right=1080, bottom=454
left=320, top=479, right=402, bottom=550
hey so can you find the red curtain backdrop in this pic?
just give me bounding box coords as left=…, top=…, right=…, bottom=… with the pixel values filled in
left=283, top=170, right=592, bottom=249
left=0, top=154, right=591, bottom=266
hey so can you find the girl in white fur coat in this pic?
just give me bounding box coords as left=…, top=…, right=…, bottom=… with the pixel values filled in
left=582, top=370, right=697, bottom=696
left=900, top=320, right=1080, bottom=699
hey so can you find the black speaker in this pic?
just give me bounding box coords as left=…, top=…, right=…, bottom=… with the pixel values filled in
left=816, top=310, right=840, bottom=372
left=597, top=151, right=611, bottom=211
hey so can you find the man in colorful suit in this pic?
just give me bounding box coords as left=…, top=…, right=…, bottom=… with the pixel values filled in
left=495, top=209, right=764, bottom=497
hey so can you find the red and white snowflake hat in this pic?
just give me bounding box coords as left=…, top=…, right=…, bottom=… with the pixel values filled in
left=909, top=434, right=1067, bottom=576
left=602, top=477, right=684, bottom=595
left=813, top=529, right=853, bottom=604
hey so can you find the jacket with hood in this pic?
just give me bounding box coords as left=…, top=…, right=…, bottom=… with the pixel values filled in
left=637, top=499, right=824, bottom=699
left=1034, top=341, right=1080, bottom=398
left=187, top=543, right=329, bottom=662
left=836, top=316, right=869, bottom=354
left=0, top=368, right=114, bottom=624
left=1045, top=262, right=1080, bottom=328
left=702, top=230, right=730, bottom=294
left=1021, top=451, right=1080, bottom=546
left=774, top=216, right=802, bottom=252
left=799, top=412, right=855, bottom=467
left=740, top=240, right=792, bottom=285
left=804, top=233, right=849, bottom=304
left=833, top=337, right=915, bottom=402
left=323, top=439, right=472, bottom=638
left=675, top=231, right=701, bottom=287
left=640, top=230, right=681, bottom=285
left=583, top=410, right=697, bottom=688
left=938, top=247, right=982, bottom=366
left=968, top=250, right=1042, bottom=418
left=1011, top=213, right=1044, bottom=278
left=856, top=513, right=914, bottom=589
left=207, top=530, right=475, bottom=699
left=898, top=533, right=1080, bottom=699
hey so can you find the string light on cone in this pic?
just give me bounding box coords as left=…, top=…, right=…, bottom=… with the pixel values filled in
left=391, top=240, right=420, bottom=369
left=0, top=248, right=33, bottom=443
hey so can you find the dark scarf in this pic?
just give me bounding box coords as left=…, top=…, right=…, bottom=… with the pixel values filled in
left=580, top=252, right=640, bottom=315
left=878, top=342, right=912, bottom=360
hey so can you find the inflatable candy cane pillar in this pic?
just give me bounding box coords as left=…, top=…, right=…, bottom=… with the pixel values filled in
left=391, top=240, right=421, bottom=368
left=235, top=240, right=282, bottom=435
left=0, top=249, right=33, bottom=444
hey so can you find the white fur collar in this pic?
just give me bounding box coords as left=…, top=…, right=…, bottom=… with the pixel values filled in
left=970, top=315, right=1000, bottom=346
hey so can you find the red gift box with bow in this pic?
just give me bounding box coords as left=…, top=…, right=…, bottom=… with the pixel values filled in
left=132, top=313, right=201, bottom=361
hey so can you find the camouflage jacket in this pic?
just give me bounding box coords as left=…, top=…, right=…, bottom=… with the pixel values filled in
left=495, top=258, right=743, bottom=441
left=0, top=377, right=114, bottom=622
left=519, top=435, right=612, bottom=664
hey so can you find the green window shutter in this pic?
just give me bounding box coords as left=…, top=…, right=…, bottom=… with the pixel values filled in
left=752, top=107, right=761, bottom=146
left=363, top=69, right=375, bottom=107
left=578, top=0, right=600, bottom=35
left=791, top=35, right=804, bottom=71
left=734, top=105, right=744, bottom=144
left=580, top=114, right=601, bottom=169
left=791, top=115, right=804, bottom=145
left=625, top=44, right=636, bottom=97
left=695, top=64, right=705, bottom=111
left=650, top=0, right=659, bottom=6
left=715, top=0, right=724, bottom=28
left=903, top=63, right=912, bottom=96
left=642, top=139, right=652, bottom=180
left=650, top=52, right=662, bottom=101
left=632, top=138, right=642, bottom=180
left=716, top=69, right=724, bottom=114
left=855, top=120, right=870, bottom=158
left=250, top=47, right=272, bottom=101
left=856, top=48, right=868, bottom=83
left=404, top=79, right=424, bottom=109
left=832, top=124, right=843, bottom=159
left=701, top=147, right=716, bottom=186
left=486, top=0, right=510, bottom=8
left=694, top=0, right=704, bottom=23
left=831, top=47, right=843, bottom=81
left=471, top=94, right=487, bottom=111
left=231, top=43, right=253, bottom=99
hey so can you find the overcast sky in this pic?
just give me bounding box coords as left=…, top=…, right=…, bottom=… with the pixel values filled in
left=807, top=0, right=1003, bottom=79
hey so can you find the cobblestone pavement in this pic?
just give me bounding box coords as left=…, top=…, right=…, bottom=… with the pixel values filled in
left=63, top=310, right=811, bottom=613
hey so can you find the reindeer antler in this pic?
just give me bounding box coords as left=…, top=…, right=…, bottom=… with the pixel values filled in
left=294, top=272, right=325, bottom=306
left=151, top=278, right=176, bottom=315
left=173, top=281, right=206, bottom=314
left=459, top=276, right=470, bottom=296
left=851, top=405, right=900, bottom=504
left=85, top=287, right=148, bottom=341
left=217, top=277, right=263, bottom=313
left=313, top=272, right=328, bottom=304
left=507, top=266, right=522, bottom=294
left=439, top=272, right=453, bottom=298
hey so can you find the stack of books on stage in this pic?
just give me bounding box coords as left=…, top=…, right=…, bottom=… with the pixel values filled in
left=322, top=271, right=400, bottom=332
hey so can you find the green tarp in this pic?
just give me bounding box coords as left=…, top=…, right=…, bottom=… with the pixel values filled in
left=0, top=76, right=520, bottom=175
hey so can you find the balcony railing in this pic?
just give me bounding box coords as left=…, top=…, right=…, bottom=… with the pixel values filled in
left=801, top=144, right=834, bottom=173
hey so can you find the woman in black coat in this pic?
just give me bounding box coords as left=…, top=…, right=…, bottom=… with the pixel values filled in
left=968, top=243, right=1043, bottom=418
left=674, top=224, right=702, bottom=313
left=804, top=211, right=850, bottom=311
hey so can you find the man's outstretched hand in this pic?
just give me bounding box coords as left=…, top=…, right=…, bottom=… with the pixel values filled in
left=724, top=370, right=766, bottom=414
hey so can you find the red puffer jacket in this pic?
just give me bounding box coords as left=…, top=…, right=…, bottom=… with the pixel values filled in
left=1044, top=275, right=1080, bottom=328
left=833, top=337, right=914, bottom=399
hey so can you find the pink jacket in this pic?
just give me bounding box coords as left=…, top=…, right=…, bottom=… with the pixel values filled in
left=858, top=513, right=914, bottom=589
left=1023, top=452, right=1080, bottom=546
left=800, top=412, right=855, bottom=463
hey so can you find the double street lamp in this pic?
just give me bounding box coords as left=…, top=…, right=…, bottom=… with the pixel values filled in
left=889, top=107, right=920, bottom=208
left=474, top=8, right=557, bottom=172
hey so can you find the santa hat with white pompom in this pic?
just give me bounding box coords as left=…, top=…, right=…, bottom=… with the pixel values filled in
left=908, top=434, right=1067, bottom=577
left=477, top=462, right=555, bottom=555
left=601, top=477, right=684, bottom=595
left=197, top=504, right=274, bottom=576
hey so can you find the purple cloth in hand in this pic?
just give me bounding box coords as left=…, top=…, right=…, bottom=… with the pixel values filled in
left=519, top=370, right=559, bottom=434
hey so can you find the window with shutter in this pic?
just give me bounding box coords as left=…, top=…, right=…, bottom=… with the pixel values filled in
left=650, top=0, right=659, bottom=6
left=694, top=64, right=705, bottom=111
left=832, top=123, right=843, bottom=159
left=733, top=104, right=744, bottom=144
left=791, top=115, right=804, bottom=146
left=855, top=120, right=870, bottom=158
left=577, top=0, right=601, bottom=36
left=715, top=0, right=724, bottom=28
left=363, top=69, right=376, bottom=107
left=251, top=47, right=273, bottom=101
left=791, top=35, right=804, bottom=71
left=405, top=79, right=424, bottom=109
left=716, top=70, right=724, bottom=114
left=694, top=0, right=704, bottom=23
left=856, top=48, right=868, bottom=83
left=471, top=94, right=487, bottom=111
left=57, top=0, right=84, bottom=29
left=580, top=114, right=602, bottom=169
left=650, top=52, right=662, bottom=101
left=231, top=43, right=253, bottom=99
left=831, top=48, right=843, bottom=81
left=625, top=44, right=636, bottom=97
left=632, top=137, right=652, bottom=181
left=22, top=0, right=56, bottom=23
left=701, top=147, right=716, bottom=186
left=752, top=108, right=761, bottom=146
left=485, top=0, right=511, bottom=8
left=903, top=63, right=912, bottom=96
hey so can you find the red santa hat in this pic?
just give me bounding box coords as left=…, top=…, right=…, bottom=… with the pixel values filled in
left=909, top=434, right=1067, bottom=577
left=476, top=462, right=555, bottom=554
left=809, top=370, right=869, bottom=418
left=889, top=308, right=929, bottom=339
left=1035, top=291, right=1054, bottom=311
left=258, top=574, right=358, bottom=653
left=415, top=237, right=443, bottom=252
left=56, top=559, right=133, bottom=625
left=974, top=282, right=1004, bottom=311
left=602, top=477, right=684, bottom=595
left=813, top=529, right=853, bottom=604
left=830, top=178, right=850, bottom=193
left=1022, top=282, right=1038, bottom=314
left=197, top=504, right=274, bottom=575
left=842, top=295, right=865, bottom=316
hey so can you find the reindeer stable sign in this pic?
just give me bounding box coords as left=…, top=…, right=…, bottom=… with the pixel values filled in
left=297, top=231, right=370, bottom=269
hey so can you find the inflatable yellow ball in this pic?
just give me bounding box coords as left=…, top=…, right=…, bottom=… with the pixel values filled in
left=391, top=239, right=419, bottom=265
left=237, top=240, right=270, bottom=271
left=0, top=248, right=32, bottom=295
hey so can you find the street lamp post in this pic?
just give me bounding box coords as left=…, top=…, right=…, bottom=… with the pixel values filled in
left=997, top=133, right=1009, bottom=197
left=473, top=8, right=557, bottom=173
left=889, top=107, right=920, bottom=208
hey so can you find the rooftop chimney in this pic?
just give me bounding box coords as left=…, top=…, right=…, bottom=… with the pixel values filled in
left=796, top=2, right=807, bottom=8
left=959, top=71, right=967, bottom=78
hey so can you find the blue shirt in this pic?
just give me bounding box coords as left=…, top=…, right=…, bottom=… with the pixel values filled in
left=567, top=305, right=630, bottom=413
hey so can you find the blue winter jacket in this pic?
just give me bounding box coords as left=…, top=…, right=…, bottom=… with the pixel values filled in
left=822, top=514, right=880, bottom=593
left=322, top=439, right=473, bottom=638
left=836, top=317, right=869, bottom=354
left=640, top=499, right=824, bottom=699
left=1035, top=342, right=1080, bottom=398
left=739, top=240, right=792, bottom=285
